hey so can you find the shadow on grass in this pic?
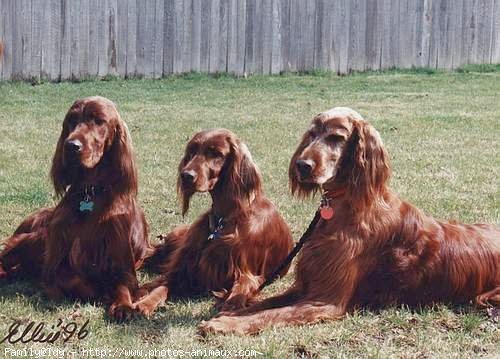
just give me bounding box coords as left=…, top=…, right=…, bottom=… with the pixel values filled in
left=0, top=277, right=215, bottom=329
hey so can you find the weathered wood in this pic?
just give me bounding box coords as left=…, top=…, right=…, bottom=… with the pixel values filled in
left=236, top=0, right=246, bottom=75
left=88, top=0, right=99, bottom=77
left=163, top=0, right=174, bottom=75
left=79, top=0, right=90, bottom=78
left=218, top=0, right=228, bottom=72
left=492, top=0, right=500, bottom=63
left=125, top=0, right=136, bottom=77
left=69, top=0, right=79, bottom=79
left=450, top=0, right=464, bottom=68
left=190, top=0, right=201, bottom=72
left=227, top=0, right=238, bottom=73
left=116, top=0, right=127, bottom=77
left=271, top=0, right=281, bottom=74
left=262, top=0, right=272, bottom=74
left=420, top=0, right=432, bottom=67
left=107, top=0, right=118, bottom=76
left=0, top=0, right=4, bottom=79
left=59, top=0, right=71, bottom=80
left=334, top=0, right=350, bottom=74
left=199, top=0, right=210, bottom=72
left=1, top=0, right=499, bottom=81
left=208, top=0, right=219, bottom=73
left=253, top=0, right=263, bottom=73
left=279, top=0, right=290, bottom=72
left=182, top=0, right=193, bottom=73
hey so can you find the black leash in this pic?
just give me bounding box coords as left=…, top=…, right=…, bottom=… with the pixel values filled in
left=258, top=209, right=321, bottom=291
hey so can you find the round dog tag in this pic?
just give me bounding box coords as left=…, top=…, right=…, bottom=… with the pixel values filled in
left=320, top=206, right=334, bottom=220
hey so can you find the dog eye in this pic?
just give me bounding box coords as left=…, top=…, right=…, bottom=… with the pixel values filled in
left=326, top=134, right=345, bottom=143
left=94, top=118, right=105, bottom=126
left=207, top=149, right=223, bottom=158
left=67, top=117, right=78, bottom=128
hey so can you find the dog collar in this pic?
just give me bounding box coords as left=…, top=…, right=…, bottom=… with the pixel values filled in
left=319, top=188, right=346, bottom=220
left=70, top=185, right=107, bottom=213
left=208, top=213, right=225, bottom=241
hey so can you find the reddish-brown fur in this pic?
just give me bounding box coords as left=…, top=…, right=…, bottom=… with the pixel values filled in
left=0, top=97, right=151, bottom=321
left=133, top=129, right=293, bottom=317
left=199, top=107, right=500, bottom=335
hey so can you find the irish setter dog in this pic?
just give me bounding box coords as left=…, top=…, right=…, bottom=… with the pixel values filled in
left=0, top=96, right=151, bottom=321
left=199, top=107, right=500, bottom=335
left=132, top=129, right=293, bottom=316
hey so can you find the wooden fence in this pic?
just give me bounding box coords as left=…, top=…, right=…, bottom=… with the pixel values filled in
left=0, top=0, right=499, bottom=81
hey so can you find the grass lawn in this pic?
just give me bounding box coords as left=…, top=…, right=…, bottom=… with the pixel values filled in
left=0, top=67, right=499, bottom=358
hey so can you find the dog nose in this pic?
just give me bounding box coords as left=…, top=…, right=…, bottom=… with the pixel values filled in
left=180, top=170, right=197, bottom=184
left=296, top=159, right=314, bottom=177
left=65, top=139, right=83, bottom=153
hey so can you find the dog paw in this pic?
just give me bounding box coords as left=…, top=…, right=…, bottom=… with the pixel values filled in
left=109, top=303, right=136, bottom=322
left=133, top=301, right=154, bottom=318
left=198, top=319, right=225, bottom=337
left=198, top=316, right=250, bottom=336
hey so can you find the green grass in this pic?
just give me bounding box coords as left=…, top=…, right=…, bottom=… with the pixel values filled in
left=0, top=70, right=499, bottom=358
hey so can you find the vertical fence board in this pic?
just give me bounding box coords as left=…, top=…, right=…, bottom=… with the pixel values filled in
left=31, top=0, right=43, bottom=80
left=125, top=0, right=137, bottom=76
left=333, top=0, right=350, bottom=74
left=365, top=0, right=380, bottom=70
left=288, top=0, right=298, bottom=72
left=87, top=0, right=99, bottom=77
left=262, top=0, right=272, bottom=74
left=235, top=0, right=246, bottom=75
left=0, top=0, right=4, bottom=80
left=163, top=0, right=173, bottom=75
left=279, top=0, right=290, bottom=72
left=153, top=0, right=164, bottom=77
left=227, top=0, right=237, bottom=73
left=60, top=0, right=71, bottom=79
left=107, top=0, right=118, bottom=76
left=97, top=0, right=109, bottom=76
left=19, top=0, right=31, bottom=79
left=219, top=0, right=228, bottom=72
left=116, top=0, right=128, bottom=77
left=190, top=0, right=201, bottom=72
left=244, top=0, right=254, bottom=74
left=182, top=0, right=193, bottom=73
left=253, top=0, right=263, bottom=73
left=69, top=0, right=79, bottom=79
left=492, top=0, right=500, bottom=63
left=450, top=0, right=464, bottom=68
left=46, top=0, right=61, bottom=80
left=420, top=0, right=432, bottom=67
left=271, top=0, right=281, bottom=74
left=208, top=0, right=219, bottom=72
left=199, top=0, right=210, bottom=72
left=79, top=0, right=90, bottom=78
left=478, top=0, right=494, bottom=63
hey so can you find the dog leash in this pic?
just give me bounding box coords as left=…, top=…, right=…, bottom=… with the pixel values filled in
left=258, top=188, right=345, bottom=291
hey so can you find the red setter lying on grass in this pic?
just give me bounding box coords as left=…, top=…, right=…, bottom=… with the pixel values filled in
left=0, top=97, right=151, bottom=321
left=199, top=107, right=500, bottom=335
left=133, top=129, right=293, bottom=316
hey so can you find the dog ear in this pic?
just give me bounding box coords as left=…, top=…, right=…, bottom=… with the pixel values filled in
left=108, top=113, right=138, bottom=196
left=177, top=147, right=194, bottom=216
left=343, top=120, right=390, bottom=208
left=224, top=136, right=262, bottom=199
left=50, top=102, right=79, bottom=197
left=288, top=131, right=317, bottom=198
